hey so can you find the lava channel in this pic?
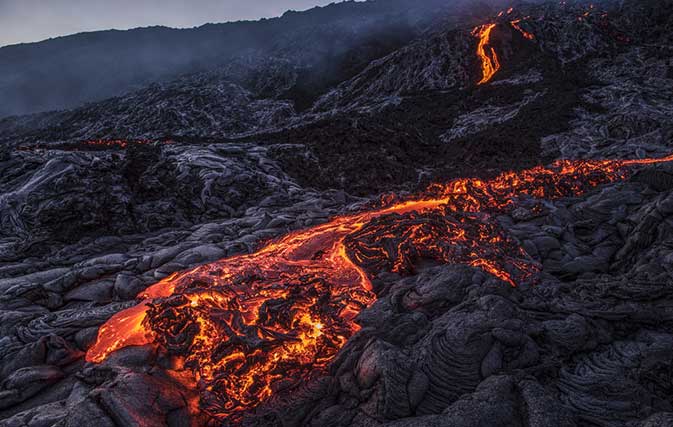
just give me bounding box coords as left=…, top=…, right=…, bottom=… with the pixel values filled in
left=473, top=23, right=500, bottom=85
left=86, top=154, right=673, bottom=419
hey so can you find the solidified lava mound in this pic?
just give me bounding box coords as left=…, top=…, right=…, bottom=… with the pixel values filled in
left=1, top=1, right=673, bottom=426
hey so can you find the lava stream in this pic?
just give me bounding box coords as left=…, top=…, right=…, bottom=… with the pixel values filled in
left=87, top=154, right=673, bottom=419
left=473, top=23, right=500, bottom=85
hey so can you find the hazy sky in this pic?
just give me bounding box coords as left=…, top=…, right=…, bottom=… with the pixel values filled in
left=0, top=0, right=336, bottom=47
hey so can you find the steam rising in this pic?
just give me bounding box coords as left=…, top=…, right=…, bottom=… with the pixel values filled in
left=0, top=0, right=512, bottom=118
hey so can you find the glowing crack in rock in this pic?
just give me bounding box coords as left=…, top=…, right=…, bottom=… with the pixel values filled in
left=87, top=154, right=673, bottom=419
left=510, top=19, right=535, bottom=40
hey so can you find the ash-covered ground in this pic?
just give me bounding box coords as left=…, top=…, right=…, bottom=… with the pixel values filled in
left=1, top=0, right=673, bottom=426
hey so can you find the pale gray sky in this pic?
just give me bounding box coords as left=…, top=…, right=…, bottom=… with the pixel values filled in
left=0, top=0, right=336, bottom=47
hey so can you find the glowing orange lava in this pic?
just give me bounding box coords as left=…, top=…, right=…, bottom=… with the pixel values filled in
left=87, top=154, right=673, bottom=419
left=510, top=19, right=535, bottom=40
left=85, top=139, right=133, bottom=148
left=472, top=23, right=500, bottom=85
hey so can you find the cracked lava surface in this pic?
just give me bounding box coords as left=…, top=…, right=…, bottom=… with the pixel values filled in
left=86, top=154, right=673, bottom=419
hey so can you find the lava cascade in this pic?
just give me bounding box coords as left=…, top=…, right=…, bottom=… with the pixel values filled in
left=472, top=23, right=500, bottom=85
left=86, top=154, right=673, bottom=419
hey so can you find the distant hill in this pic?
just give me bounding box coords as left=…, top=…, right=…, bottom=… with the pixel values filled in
left=0, top=0, right=505, bottom=118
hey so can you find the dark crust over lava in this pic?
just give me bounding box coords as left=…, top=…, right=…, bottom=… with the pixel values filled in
left=1, top=0, right=673, bottom=426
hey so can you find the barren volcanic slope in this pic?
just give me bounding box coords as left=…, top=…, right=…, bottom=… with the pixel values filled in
left=1, top=0, right=673, bottom=426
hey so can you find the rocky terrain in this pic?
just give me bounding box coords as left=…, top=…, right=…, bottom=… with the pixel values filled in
left=1, top=0, right=673, bottom=426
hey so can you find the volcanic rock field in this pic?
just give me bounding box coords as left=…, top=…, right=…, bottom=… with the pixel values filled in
left=1, top=0, right=673, bottom=426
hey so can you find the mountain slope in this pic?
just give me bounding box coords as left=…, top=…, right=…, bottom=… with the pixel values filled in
left=0, top=0, right=510, bottom=118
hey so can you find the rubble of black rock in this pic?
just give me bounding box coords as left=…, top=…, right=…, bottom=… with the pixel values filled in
left=1, top=0, right=673, bottom=426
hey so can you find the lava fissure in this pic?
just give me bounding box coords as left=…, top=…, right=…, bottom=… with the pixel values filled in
left=510, top=18, right=535, bottom=40
left=86, top=154, right=673, bottom=419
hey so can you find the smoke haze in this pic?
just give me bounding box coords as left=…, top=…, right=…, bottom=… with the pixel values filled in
left=0, top=0, right=501, bottom=118
left=0, top=0, right=335, bottom=47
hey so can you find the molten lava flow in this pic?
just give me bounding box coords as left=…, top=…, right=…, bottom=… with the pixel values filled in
left=472, top=23, right=500, bottom=85
left=510, top=19, right=535, bottom=40
left=86, top=154, right=673, bottom=419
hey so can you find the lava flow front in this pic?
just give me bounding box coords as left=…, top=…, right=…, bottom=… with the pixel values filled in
left=473, top=23, right=500, bottom=84
left=86, top=155, right=673, bottom=419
